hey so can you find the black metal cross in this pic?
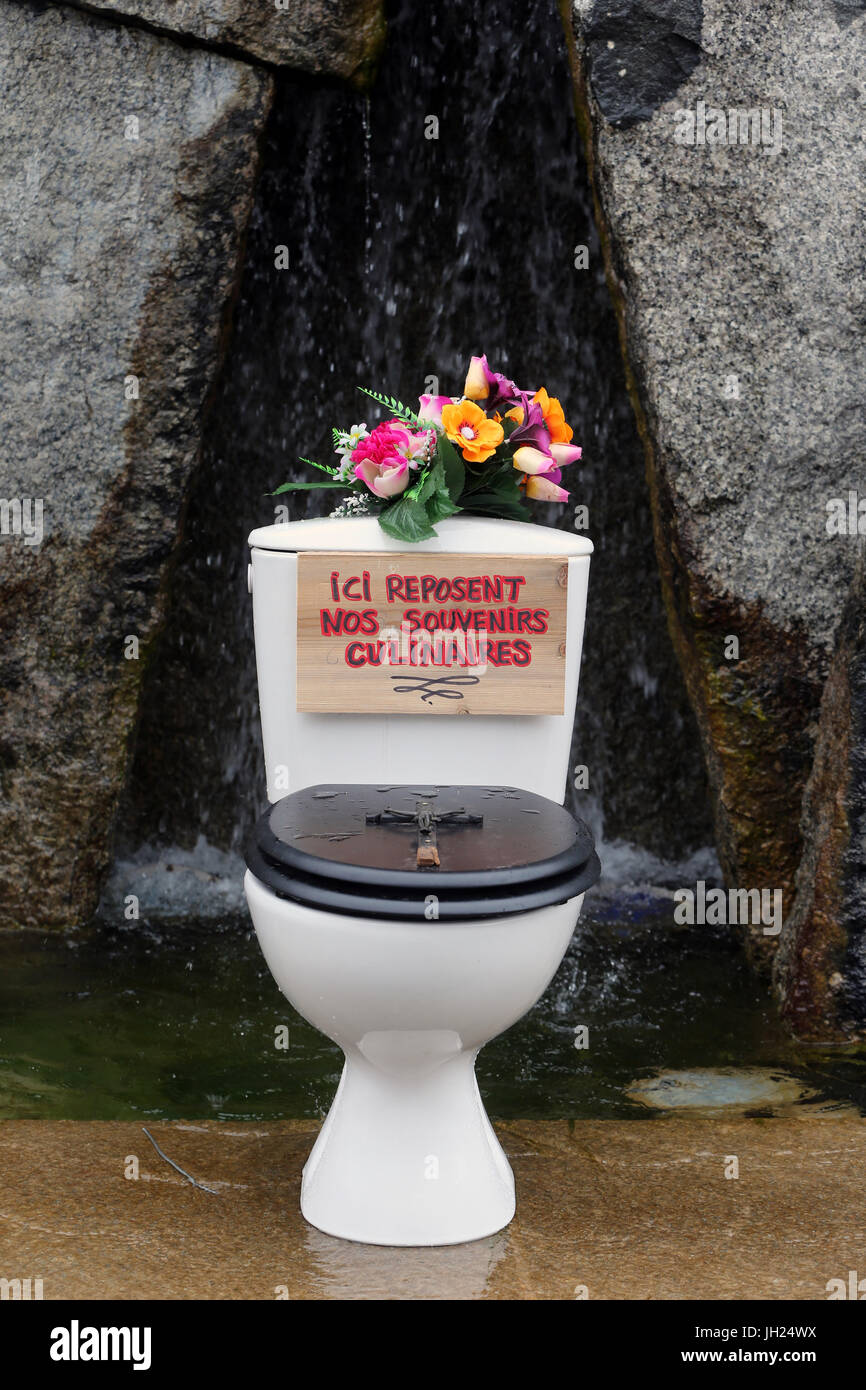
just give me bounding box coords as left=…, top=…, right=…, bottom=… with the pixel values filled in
left=366, top=798, right=484, bottom=869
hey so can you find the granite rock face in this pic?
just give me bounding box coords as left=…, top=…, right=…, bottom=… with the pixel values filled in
left=0, top=1, right=273, bottom=930
left=569, top=0, right=866, bottom=1036
left=63, top=0, right=386, bottom=82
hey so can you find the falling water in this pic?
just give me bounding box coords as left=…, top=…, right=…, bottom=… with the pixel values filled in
left=114, top=0, right=711, bottom=874
left=362, top=93, right=373, bottom=280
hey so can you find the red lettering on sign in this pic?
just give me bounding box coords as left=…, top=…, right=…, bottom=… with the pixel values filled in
left=320, top=609, right=379, bottom=636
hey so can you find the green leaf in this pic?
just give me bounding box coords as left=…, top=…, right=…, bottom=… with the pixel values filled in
left=461, top=461, right=520, bottom=496
left=378, top=494, right=437, bottom=542
left=460, top=469, right=528, bottom=522
left=465, top=495, right=528, bottom=522
left=405, top=466, right=432, bottom=502
left=270, top=480, right=348, bottom=494
left=426, top=490, right=461, bottom=525
left=435, top=434, right=465, bottom=500
left=464, top=494, right=528, bottom=521
left=416, top=462, right=443, bottom=502
left=414, top=458, right=461, bottom=525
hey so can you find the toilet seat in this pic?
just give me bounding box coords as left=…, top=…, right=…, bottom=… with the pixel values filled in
left=246, top=783, right=600, bottom=921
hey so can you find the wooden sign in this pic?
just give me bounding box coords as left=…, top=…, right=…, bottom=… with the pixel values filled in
left=296, top=551, right=569, bottom=716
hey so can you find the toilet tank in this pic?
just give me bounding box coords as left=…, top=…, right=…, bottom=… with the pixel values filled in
left=247, top=515, right=592, bottom=804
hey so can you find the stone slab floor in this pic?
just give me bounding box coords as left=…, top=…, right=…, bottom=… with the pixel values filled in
left=0, top=1119, right=863, bottom=1300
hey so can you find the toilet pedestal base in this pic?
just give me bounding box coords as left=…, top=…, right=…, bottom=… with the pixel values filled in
left=300, top=1047, right=515, bottom=1247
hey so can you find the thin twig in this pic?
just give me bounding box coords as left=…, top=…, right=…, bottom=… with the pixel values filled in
left=142, top=1127, right=219, bottom=1194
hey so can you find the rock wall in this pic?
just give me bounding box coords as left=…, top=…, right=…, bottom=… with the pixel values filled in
left=0, top=0, right=273, bottom=929
left=774, top=570, right=866, bottom=1040
left=61, top=0, right=385, bottom=82
left=568, top=0, right=866, bottom=1037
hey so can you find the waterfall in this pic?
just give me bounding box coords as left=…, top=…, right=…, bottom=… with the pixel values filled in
left=114, top=0, right=711, bottom=875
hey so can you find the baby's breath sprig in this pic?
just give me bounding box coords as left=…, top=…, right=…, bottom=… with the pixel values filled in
left=329, top=493, right=375, bottom=518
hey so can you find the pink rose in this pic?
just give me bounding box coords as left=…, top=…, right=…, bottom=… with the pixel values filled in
left=350, top=419, right=432, bottom=498
left=353, top=455, right=410, bottom=499
left=352, top=420, right=412, bottom=468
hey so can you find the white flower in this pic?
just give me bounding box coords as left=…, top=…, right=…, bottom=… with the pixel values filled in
left=333, top=423, right=370, bottom=481
left=333, top=422, right=369, bottom=483
left=334, top=423, right=369, bottom=456
left=404, top=428, right=436, bottom=468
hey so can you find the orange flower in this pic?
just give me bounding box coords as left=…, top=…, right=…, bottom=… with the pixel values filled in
left=532, top=387, right=573, bottom=444
left=441, top=400, right=504, bottom=463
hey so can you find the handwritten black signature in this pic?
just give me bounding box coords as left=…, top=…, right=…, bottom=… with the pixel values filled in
left=390, top=675, right=481, bottom=704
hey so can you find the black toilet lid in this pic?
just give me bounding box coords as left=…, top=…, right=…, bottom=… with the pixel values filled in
left=245, top=784, right=600, bottom=920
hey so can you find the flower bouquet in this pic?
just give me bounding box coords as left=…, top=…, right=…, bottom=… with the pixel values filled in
left=273, top=355, right=582, bottom=544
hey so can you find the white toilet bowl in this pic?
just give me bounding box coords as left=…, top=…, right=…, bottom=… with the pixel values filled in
left=245, top=874, right=585, bottom=1246
left=244, top=781, right=598, bottom=1246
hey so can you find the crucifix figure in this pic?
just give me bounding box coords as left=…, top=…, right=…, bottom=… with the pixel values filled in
left=366, top=798, right=484, bottom=869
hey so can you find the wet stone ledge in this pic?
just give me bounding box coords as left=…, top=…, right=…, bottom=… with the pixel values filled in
left=2, top=1116, right=864, bottom=1299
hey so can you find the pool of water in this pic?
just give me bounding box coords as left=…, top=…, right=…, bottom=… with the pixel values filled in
left=2, top=898, right=864, bottom=1122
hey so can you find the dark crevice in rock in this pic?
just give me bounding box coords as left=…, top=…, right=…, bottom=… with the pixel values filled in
left=841, top=615, right=866, bottom=1028
left=774, top=567, right=866, bottom=1041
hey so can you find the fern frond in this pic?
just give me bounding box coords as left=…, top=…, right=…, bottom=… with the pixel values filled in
left=300, top=456, right=338, bottom=475
left=357, top=386, right=421, bottom=426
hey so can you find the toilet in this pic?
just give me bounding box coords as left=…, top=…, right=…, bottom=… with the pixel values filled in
left=243, top=514, right=599, bottom=1246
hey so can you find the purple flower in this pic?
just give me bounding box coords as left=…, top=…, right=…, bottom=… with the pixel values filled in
left=507, top=394, right=553, bottom=457
left=462, top=355, right=523, bottom=414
